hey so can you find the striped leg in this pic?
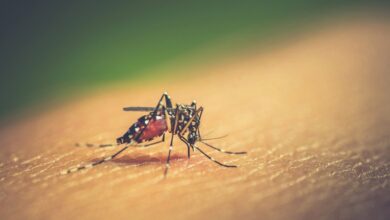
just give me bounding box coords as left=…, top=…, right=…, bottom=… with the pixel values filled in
left=183, top=138, right=237, bottom=169
left=193, top=101, right=204, bottom=141
left=179, top=136, right=237, bottom=167
left=61, top=145, right=130, bottom=174
left=192, top=144, right=237, bottom=168
left=150, top=92, right=173, bottom=116
left=178, top=134, right=193, bottom=158
left=198, top=141, right=247, bottom=155
left=183, top=103, right=245, bottom=155
left=63, top=135, right=166, bottom=175
left=189, top=101, right=216, bottom=144
left=179, top=107, right=203, bottom=136
left=164, top=107, right=179, bottom=177
left=177, top=107, right=204, bottom=157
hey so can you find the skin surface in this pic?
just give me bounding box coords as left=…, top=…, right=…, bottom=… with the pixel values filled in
left=0, top=16, right=389, bottom=220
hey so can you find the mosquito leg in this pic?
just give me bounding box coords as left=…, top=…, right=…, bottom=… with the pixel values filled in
left=178, top=134, right=192, bottom=158
left=187, top=143, right=191, bottom=158
left=195, top=108, right=203, bottom=151
left=152, top=92, right=173, bottom=114
left=62, top=145, right=130, bottom=174
left=196, top=105, right=203, bottom=141
left=164, top=141, right=174, bottom=177
left=164, top=107, right=179, bottom=177
left=178, top=107, right=204, bottom=153
left=180, top=107, right=203, bottom=136
left=189, top=100, right=202, bottom=150
left=188, top=100, right=203, bottom=142
left=199, top=141, right=247, bottom=155
left=182, top=107, right=241, bottom=156
left=181, top=136, right=237, bottom=168
left=194, top=145, right=237, bottom=168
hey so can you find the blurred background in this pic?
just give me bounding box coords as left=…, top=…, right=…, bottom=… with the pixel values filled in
left=1, top=2, right=390, bottom=220
left=1, top=0, right=388, bottom=122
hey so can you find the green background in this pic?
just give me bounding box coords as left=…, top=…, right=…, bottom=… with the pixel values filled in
left=0, top=0, right=388, bottom=121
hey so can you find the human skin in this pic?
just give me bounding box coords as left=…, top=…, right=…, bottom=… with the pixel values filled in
left=0, top=16, right=389, bottom=220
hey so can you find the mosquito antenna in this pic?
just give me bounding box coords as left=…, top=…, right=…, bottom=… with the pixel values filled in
left=200, top=134, right=229, bottom=141
left=199, top=141, right=247, bottom=155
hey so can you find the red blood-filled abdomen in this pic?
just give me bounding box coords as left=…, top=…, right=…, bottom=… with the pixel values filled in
left=139, top=118, right=168, bottom=141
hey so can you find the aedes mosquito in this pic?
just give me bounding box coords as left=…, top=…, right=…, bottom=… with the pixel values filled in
left=63, top=92, right=246, bottom=176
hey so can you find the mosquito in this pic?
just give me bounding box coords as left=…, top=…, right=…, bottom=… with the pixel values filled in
left=63, top=92, right=246, bottom=176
